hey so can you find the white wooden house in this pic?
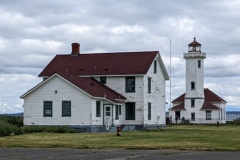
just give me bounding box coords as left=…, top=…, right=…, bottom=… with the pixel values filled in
left=170, top=38, right=226, bottom=124
left=21, top=43, right=169, bottom=132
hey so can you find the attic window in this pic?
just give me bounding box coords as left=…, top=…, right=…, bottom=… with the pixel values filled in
left=154, top=60, right=157, bottom=73
left=100, top=77, right=106, bottom=84
left=90, top=83, right=94, bottom=86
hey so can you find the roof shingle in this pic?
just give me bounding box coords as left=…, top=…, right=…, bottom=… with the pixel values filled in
left=171, top=88, right=226, bottom=110
left=21, top=73, right=126, bottom=103
left=39, top=51, right=160, bottom=77
left=170, top=103, right=186, bottom=110
left=201, top=101, right=220, bottom=110
left=58, top=73, right=126, bottom=103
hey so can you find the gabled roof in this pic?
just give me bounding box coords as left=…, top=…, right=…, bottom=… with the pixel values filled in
left=170, top=103, right=186, bottom=110
left=39, top=51, right=169, bottom=80
left=172, top=93, right=185, bottom=103
left=172, top=88, right=226, bottom=103
left=21, top=73, right=126, bottom=104
left=204, top=88, right=226, bottom=103
left=201, top=101, right=220, bottom=110
left=171, top=88, right=226, bottom=110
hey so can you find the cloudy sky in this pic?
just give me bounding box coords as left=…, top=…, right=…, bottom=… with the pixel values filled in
left=0, top=0, right=240, bottom=113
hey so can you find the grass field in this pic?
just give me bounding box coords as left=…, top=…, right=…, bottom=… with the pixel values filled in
left=1, top=125, right=240, bottom=151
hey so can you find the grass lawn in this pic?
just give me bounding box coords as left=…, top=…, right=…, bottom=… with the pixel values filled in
left=1, top=125, right=240, bottom=151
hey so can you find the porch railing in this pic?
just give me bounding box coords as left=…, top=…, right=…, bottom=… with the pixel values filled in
left=105, top=117, right=113, bottom=130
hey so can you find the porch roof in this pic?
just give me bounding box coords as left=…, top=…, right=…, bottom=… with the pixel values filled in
left=170, top=103, right=186, bottom=110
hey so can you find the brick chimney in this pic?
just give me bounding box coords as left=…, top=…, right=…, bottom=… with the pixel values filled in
left=71, top=43, right=80, bottom=55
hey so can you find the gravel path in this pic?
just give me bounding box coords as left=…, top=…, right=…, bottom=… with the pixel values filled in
left=0, top=148, right=239, bottom=160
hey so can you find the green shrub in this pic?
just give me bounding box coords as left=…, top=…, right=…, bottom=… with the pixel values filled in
left=22, top=126, right=75, bottom=133
left=0, top=121, right=22, bottom=137
left=227, top=118, right=240, bottom=125
left=0, top=116, right=75, bottom=136
left=0, top=116, right=23, bottom=127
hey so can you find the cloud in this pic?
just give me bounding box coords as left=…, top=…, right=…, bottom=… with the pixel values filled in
left=0, top=74, right=42, bottom=114
left=0, top=0, right=240, bottom=113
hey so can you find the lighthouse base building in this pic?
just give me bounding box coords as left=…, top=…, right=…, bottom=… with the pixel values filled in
left=170, top=38, right=226, bottom=124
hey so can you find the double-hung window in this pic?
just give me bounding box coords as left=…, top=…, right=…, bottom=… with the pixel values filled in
left=148, top=103, right=151, bottom=120
left=62, top=101, right=71, bottom=117
left=126, top=77, right=135, bottom=92
left=206, top=111, right=212, bottom=120
left=96, top=101, right=101, bottom=117
left=148, top=77, right=151, bottom=93
left=43, top=101, right=52, bottom=117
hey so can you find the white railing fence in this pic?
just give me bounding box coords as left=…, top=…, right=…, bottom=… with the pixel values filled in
left=105, top=117, right=113, bottom=130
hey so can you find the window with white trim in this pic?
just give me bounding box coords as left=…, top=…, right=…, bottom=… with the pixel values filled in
left=126, top=102, right=135, bottom=120
left=62, top=101, right=71, bottom=117
left=126, top=77, right=135, bottom=92
left=96, top=101, right=101, bottom=117
left=148, top=103, right=151, bottom=120
left=148, top=77, right=151, bottom=93
left=43, top=101, right=52, bottom=117
left=206, top=111, right=212, bottom=120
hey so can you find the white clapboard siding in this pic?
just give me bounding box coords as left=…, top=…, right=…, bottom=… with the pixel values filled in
left=102, top=76, right=144, bottom=125
left=144, top=55, right=166, bottom=125
left=24, top=76, right=92, bottom=126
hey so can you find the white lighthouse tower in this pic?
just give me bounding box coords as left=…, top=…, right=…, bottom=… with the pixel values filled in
left=170, top=37, right=226, bottom=124
left=183, top=37, right=206, bottom=120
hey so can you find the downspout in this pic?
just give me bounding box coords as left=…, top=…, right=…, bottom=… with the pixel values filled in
left=103, top=104, right=105, bottom=126
left=112, top=104, right=114, bottom=126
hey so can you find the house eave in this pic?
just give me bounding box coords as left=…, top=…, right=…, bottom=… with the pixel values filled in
left=79, top=74, right=145, bottom=77
left=157, top=55, right=169, bottom=80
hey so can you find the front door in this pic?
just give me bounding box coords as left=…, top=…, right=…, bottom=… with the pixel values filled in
left=104, top=105, right=112, bottom=125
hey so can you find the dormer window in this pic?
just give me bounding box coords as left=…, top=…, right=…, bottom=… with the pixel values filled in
left=100, top=77, right=106, bottom=84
